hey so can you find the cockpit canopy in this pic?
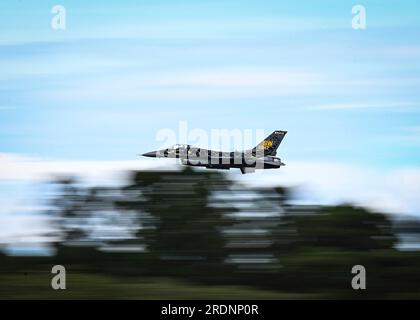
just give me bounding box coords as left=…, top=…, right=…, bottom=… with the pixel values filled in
left=171, top=144, right=189, bottom=150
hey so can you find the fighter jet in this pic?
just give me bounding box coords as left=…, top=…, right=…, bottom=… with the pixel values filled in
left=142, top=130, right=287, bottom=174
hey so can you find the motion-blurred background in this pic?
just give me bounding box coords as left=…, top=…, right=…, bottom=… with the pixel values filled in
left=1, top=168, right=420, bottom=299
left=1, top=0, right=420, bottom=298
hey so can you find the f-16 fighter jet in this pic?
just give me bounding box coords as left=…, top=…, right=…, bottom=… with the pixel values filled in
left=142, top=130, right=287, bottom=174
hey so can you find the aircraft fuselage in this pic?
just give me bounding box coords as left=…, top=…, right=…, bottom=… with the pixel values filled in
left=142, top=130, right=287, bottom=174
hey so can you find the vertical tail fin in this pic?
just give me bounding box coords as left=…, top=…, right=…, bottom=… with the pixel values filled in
left=253, top=130, right=287, bottom=156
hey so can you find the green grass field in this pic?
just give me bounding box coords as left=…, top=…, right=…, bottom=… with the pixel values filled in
left=0, top=272, right=320, bottom=299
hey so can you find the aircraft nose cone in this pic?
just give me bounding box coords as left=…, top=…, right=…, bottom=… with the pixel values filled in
left=142, top=151, right=157, bottom=157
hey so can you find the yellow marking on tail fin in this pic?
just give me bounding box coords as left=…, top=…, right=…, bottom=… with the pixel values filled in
left=263, top=140, right=273, bottom=150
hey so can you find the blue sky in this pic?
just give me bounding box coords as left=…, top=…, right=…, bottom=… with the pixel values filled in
left=0, top=0, right=419, bottom=166
left=1, top=0, right=420, bottom=224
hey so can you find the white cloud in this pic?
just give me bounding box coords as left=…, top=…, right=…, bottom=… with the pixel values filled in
left=145, top=69, right=321, bottom=87
left=403, top=126, right=420, bottom=134
left=384, top=46, right=420, bottom=59
left=239, top=161, right=420, bottom=216
left=1, top=153, right=420, bottom=215
left=0, top=212, right=54, bottom=244
left=44, top=68, right=326, bottom=102
left=39, top=65, right=420, bottom=103
left=399, top=126, right=420, bottom=144
left=308, top=102, right=419, bottom=111
left=1, top=153, right=420, bottom=248
left=0, top=153, right=178, bottom=186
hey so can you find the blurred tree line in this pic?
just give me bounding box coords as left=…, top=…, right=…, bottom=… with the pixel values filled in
left=2, top=168, right=420, bottom=298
